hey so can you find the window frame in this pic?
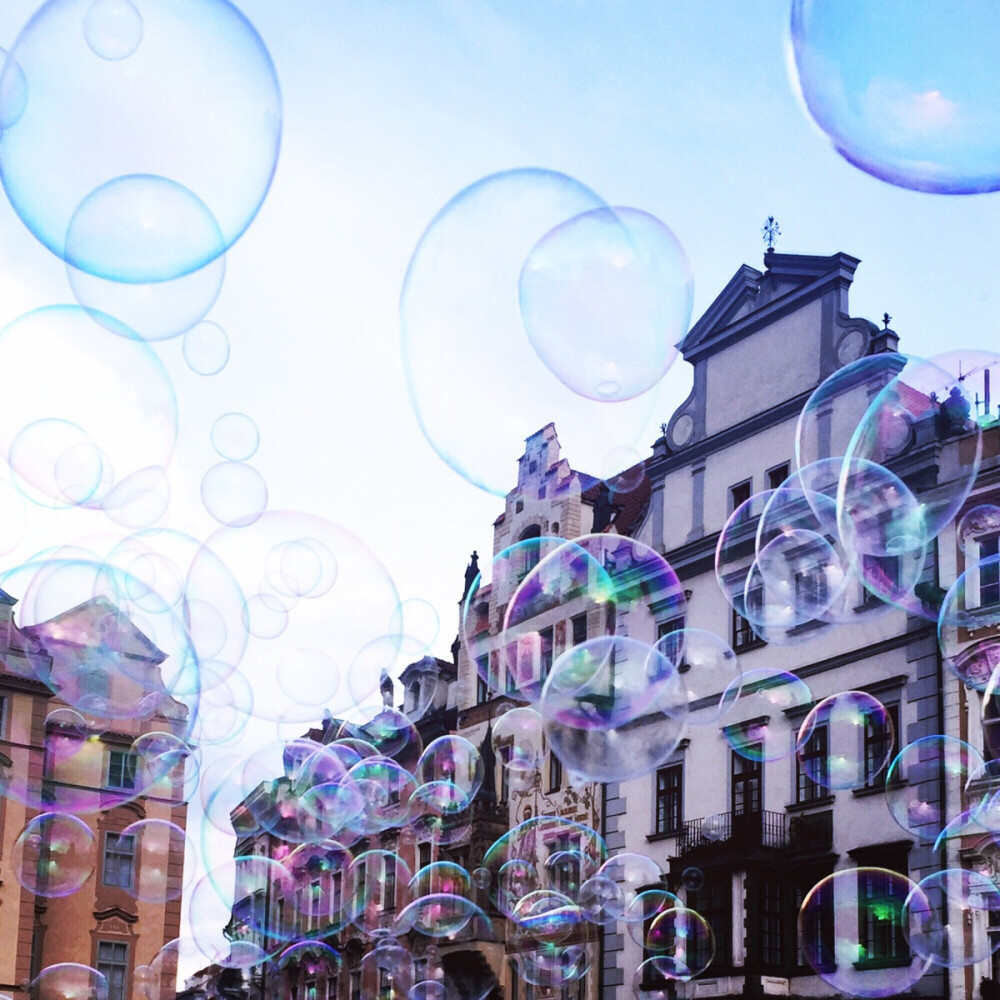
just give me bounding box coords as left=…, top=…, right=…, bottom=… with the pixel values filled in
left=766, top=462, right=790, bottom=491
left=653, top=763, right=683, bottom=836
left=796, top=723, right=829, bottom=803
left=102, top=831, right=136, bottom=890
left=729, top=479, right=753, bottom=513
left=862, top=702, right=900, bottom=790
left=106, top=750, right=137, bottom=791
left=96, top=941, right=129, bottom=1000
left=548, top=751, right=562, bottom=793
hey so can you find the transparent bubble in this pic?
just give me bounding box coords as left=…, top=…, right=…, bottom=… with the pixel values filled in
left=837, top=457, right=926, bottom=558
left=505, top=534, right=685, bottom=704
left=624, top=889, right=682, bottom=947
left=596, top=853, right=662, bottom=922
left=201, top=461, right=267, bottom=528
left=211, top=412, right=260, bottom=462
left=799, top=868, right=932, bottom=997
left=510, top=888, right=582, bottom=945
left=647, top=908, right=714, bottom=980
left=681, top=866, right=704, bottom=892
left=346, top=849, right=412, bottom=939
left=101, top=466, right=171, bottom=528
left=543, top=848, right=595, bottom=899
left=652, top=627, right=741, bottom=724
left=886, top=735, right=984, bottom=842
left=183, top=320, right=230, bottom=375
left=396, top=893, right=485, bottom=939
left=0, top=48, right=27, bottom=130
left=83, top=0, right=143, bottom=60
left=518, top=205, right=691, bottom=401
left=0, top=306, right=177, bottom=509
left=798, top=691, right=893, bottom=790
left=264, top=536, right=338, bottom=599
left=31, top=965, right=108, bottom=1000
left=1, top=0, right=281, bottom=279
left=284, top=841, right=353, bottom=935
left=904, top=868, right=1000, bottom=967
left=416, top=735, right=483, bottom=800
left=276, top=941, right=340, bottom=978
left=13, top=813, right=95, bottom=897
left=633, top=958, right=679, bottom=1000
left=939, top=553, right=1000, bottom=689
left=843, top=352, right=988, bottom=545
left=275, top=646, right=340, bottom=709
left=492, top=705, right=544, bottom=779
left=361, top=941, right=414, bottom=999
left=400, top=168, right=662, bottom=496
left=346, top=756, right=417, bottom=834
left=472, top=866, right=491, bottom=890
left=789, top=2, right=1000, bottom=193
left=515, top=941, right=590, bottom=988
left=721, top=667, right=813, bottom=762
left=578, top=872, right=623, bottom=926
left=540, top=636, right=688, bottom=782
left=119, top=818, right=192, bottom=903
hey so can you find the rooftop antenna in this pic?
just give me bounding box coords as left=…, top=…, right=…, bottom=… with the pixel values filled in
left=761, top=216, right=780, bottom=252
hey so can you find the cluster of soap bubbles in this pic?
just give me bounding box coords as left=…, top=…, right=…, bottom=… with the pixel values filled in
left=401, top=168, right=692, bottom=496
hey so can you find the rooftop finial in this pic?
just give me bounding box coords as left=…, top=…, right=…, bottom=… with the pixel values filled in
left=882, top=312, right=892, bottom=330
left=761, top=216, right=780, bottom=252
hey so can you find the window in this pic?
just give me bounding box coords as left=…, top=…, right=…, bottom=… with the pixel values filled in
left=767, top=462, right=790, bottom=491
left=656, top=615, right=685, bottom=642
left=981, top=534, right=1000, bottom=606
left=548, top=752, right=562, bottom=792
left=539, top=626, right=554, bottom=681
left=760, top=876, right=785, bottom=967
left=654, top=764, right=683, bottom=835
left=571, top=613, right=587, bottom=646
left=796, top=874, right=835, bottom=970
left=729, top=479, right=752, bottom=512
left=732, top=751, right=762, bottom=816
left=499, top=748, right=510, bottom=804
left=97, top=942, right=128, bottom=1000
left=863, top=703, right=900, bottom=789
left=102, top=832, right=135, bottom=889
left=688, top=878, right=730, bottom=970
left=857, top=867, right=908, bottom=966
left=309, top=879, right=322, bottom=931
left=796, top=724, right=829, bottom=802
left=418, top=842, right=432, bottom=870
left=327, top=976, right=338, bottom=1000
left=349, top=970, right=361, bottom=1000
left=0, top=694, right=7, bottom=738
left=330, top=872, right=342, bottom=922
left=733, top=587, right=765, bottom=652
left=520, top=525, right=542, bottom=577
left=378, top=970, right=392, bottom=1000
left=106, top=750, right=137, bottom=790
left=476, top=658, right=489, bottom=704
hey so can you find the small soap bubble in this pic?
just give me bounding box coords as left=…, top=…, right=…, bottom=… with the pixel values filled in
left=13, top=813, right=96, bottom=897
left=83, top=0, right=143, bottom=61
left=211, top=412, right=260, bottom=462
left=201, top=461, right=267, bottom=527
left=184, top=321, right=230, bottom=375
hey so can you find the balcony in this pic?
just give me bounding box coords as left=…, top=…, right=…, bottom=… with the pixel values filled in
left=677, top=810, right=787, bottom=854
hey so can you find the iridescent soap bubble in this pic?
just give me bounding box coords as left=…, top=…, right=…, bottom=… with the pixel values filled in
left=346, top=849, right=412, bottom=939
left=201, top=461, right=267, bottom=528
left=789, top=2, right=1000, bottom=193
left=31, top=965, right=108, bottom=1000
left=0, top=48, right=27, bottom=130
left=886, top=735, right=984, bottom=842
left=624, top=889, right=681, bottom=947
left=798, top=691, right=893, bottom=790
left=1, top=0, right=281, bottom=280
left=540, top=636, right=688, bottom=782
left=492, top=705, right=544, bottom=779
left=798, top=868, right=932, bottom=997
left=653, top=628, right=741, bottom=723
left=416, top=735, right=483, bottom=800
left=101, top=466, right=171, bottom=529
left=13, top=813, right=96, bottom=897
left=837, top=457, right=926, bottom=558
left=400, top=168, right=663, bottom=496
left=120, top=818, right=192, bottom=903
left=184, top=321, right=230, bottom=375
left=596, top=853, right=662, bottom=921
left=938, top=554, right=1000, bottom=689
left=721, top=667, right=813, bottom=762
left=647, top=908, right=714, bottom=980
left=83, top=0, right=143, bottom=60
left=904, top=868, right=1000, bottom=967
left=396, top=893, right=485, bottom=939
left=510, top=889, right=582, bottom=945
left=211, top=412, right=259, bottom=462
left=0, top=306, right=177, bottom=509
left=518, top=205, right=691, bottom=401
left=514, top=942, right=590, bottom=989
left=346, top=756, right=417, bottom=834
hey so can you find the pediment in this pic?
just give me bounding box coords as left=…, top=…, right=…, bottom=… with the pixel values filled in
left=26, top=596, right=166, bottom=664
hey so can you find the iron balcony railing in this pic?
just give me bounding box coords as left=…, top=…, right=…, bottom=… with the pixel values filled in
left=678, top=809, right=787, bottom=854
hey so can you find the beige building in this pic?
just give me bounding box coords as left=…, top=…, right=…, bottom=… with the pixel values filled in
left=0, top=591, right=191, bottom=1000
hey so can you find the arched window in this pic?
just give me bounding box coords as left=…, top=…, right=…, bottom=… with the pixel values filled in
left=519, top=524, right=542, bottom=577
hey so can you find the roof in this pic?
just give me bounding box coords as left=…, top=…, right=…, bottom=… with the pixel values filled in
left=580, top=460, right=652, bottom=538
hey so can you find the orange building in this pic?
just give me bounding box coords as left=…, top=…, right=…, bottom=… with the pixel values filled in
left=0, top=590, right=192, bottom=1000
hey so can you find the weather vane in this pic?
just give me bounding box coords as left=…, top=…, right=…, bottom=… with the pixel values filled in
left=883, top=312, right=892, bottom=329
left=761, top=216, right=780, bottom=251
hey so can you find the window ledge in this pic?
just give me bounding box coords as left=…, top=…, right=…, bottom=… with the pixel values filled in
left=646, top=831, right=679, bottom=843
left=853, top=781, right=905, bottom=799
left=852, top=956, right=913, bottom=971
left=785, top=796, right=835, bottom=813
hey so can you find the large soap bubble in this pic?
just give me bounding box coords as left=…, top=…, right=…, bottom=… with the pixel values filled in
left=518, top=206, right=691, bottom=401
left=789, top=1, right=1000, bottom=193
left=0, top=0, right=281, bottom=281
left=400, top=168, right=663, bottom=496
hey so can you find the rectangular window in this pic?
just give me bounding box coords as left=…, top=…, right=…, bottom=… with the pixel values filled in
left=982, top=535, right=1000, bottom=606
left=689, top=878, right=730, bottom=970
left=330, top=872, right=342, bottom=922
left=864, top=703, right=900, bottom=789
left=476, top=658, right=489, bottom=704
left=548, top=752, right=562, bottom=793
left=797, top=724, right=829, bottom=802
left=654, top=764, right=682, bottom=835
left=539, top=626, right=554, bottom=681
left=571, top=613, right=588, bottom=646
left=733, top=587, right=765, bottom=652
left=327, top=977, right=338, bottom=1000
left=102, top=832, right=135, bottom=889
left=767, top=462, right=790, bottom=491
left=858, top=867, right=908, bottom=966
left=760, top=877, right=784, bottom=967
left=106, top=750, right=137, bottom=790
left=732, top=751, right=762, bottom=816
left=350, top=971, right=361, bottom=1000
left=97, top=942, right=128, bottom=1000
left=656, top=615, right=685, bottom=641
left=418, top=842, right=432, bottom=871
left=796, top=875, right=835, bottom=970
left=729, top=479, right=752, bottom=513
left=378, top=971, right=392, bottom=1000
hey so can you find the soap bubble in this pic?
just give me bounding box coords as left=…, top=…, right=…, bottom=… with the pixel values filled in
left=183, top=321, right=230, bottom=375
left=653, top=628, right=741, bottom=723
left=120, top=819, right=192, bottom=903
left=624, top=889, right=682, bottom=947
left=31, top=965, right=108, bottom=1000
left=201, top=461, right=268, bottom=528
left=0, top=48, right=27, bottom=130
left=400, top=168, right=662, bottom=496
left=0, top=306, right=177, bottom=510
left=13, top=813, right=96, bottom=897
left=596, top=852, right=662, bottom=921
left=789, top=1, right=1000, bottom=193
left=0, top=0, right=281, bottom=280
left=346, top=849, right=412, bottom=939
left=518, top=205, right=691, bottom=401
left=798, top=867, right=932, bottom=996
left=492, top=706, right=544, bottom=779
left=510, top=888, right=582, bottom=945
left=939, top=553, right=1000, bottom=689
left=83, top=0, right=143, bottom=61
left=646, top=908, right=714, bottom=980
left=540, top=636, right=688, bottom=782
left=721, top=667, right=812, bottom=762
left=211, top=412, right=259, bottom=461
